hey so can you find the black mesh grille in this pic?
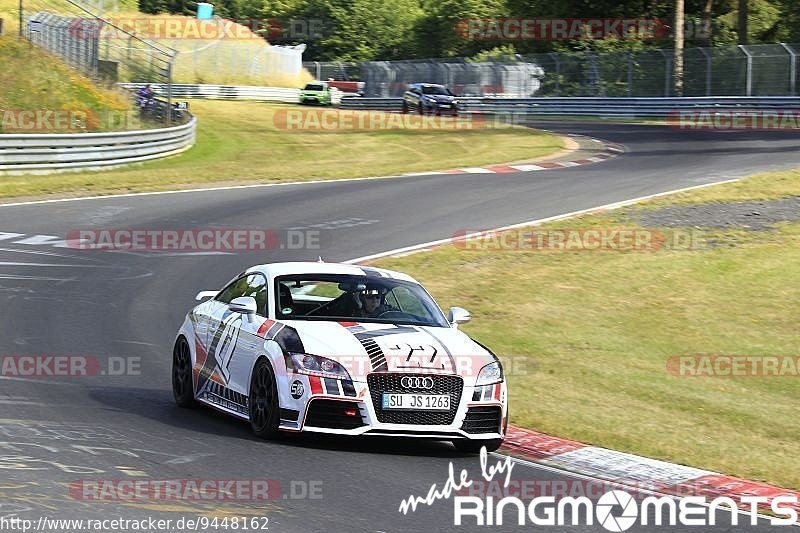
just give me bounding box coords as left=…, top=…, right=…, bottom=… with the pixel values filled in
left=305, top=399, right=365, bottom=430
left=367, top=373, right=463, bottom=425
left=461, top=406, right=502, bottom=434
left=360, top=338, right=387, bottom=371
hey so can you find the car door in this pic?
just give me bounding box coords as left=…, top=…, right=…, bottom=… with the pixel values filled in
left=210, top=273, right=270, bottom=396
left=410, top=87, right=422, bottom=110
left=197, top=276, right=246, bottom=389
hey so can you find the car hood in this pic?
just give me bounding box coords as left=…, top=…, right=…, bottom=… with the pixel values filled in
left=281, top=320, right=494, bottom=381
left=423, top=94, right=455, bottom=103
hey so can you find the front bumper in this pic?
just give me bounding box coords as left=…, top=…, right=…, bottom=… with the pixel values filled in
left=423, top=102, right=458, bottom=115
left=279, top=372, right=506, bottom=440
left=299, top=95, right=329, bottom=105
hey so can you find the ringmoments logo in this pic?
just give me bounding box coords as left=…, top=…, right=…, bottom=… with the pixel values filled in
left=396, top=449, right=798, bottom=529
left=452, top=490, right=798, bottom=528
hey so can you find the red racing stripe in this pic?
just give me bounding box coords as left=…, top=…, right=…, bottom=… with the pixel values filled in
left=257, top=319, right=276, bottom=337
left=309, top=376, right=323, bottom=394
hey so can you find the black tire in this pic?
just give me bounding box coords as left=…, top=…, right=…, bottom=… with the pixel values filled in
left=248, top=358, right=280, bottom=439
left=172, top=337, right=196, bottom=408
left=418, top=103, right=424, bottom=115
left=453, top=438, right=503, bottom=453
left=402, top=101, right=409, bottom=114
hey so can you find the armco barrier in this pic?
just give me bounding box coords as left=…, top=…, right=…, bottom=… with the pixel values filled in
left=0, top=117, right=197, bottom=174
left=121, top=83, right=359, bottom=104
left=120, top=85, right=800, bottom=117
left=338, top=96, right=800, bottom=118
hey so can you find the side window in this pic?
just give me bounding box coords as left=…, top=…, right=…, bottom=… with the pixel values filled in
left=215, top=276, right=249, bottom=304
left=215, top=274, right=268, bottom=315
left=244, top=274, right=268, bottom=316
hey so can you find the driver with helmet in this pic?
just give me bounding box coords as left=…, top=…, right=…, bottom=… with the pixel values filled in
left=355, top=284, right=395, bottom=318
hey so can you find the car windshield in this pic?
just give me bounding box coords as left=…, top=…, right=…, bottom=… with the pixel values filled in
left=304, top=84, right=324, bottom=91
left=421, top=85, right=451, bottom=95
left=274, top=274, right=449, bottom=327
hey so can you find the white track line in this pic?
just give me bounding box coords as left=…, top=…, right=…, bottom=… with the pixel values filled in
left=344, top=178, right=742, bottom=264
left=0, top=176, right=401, bottom=208
left=0, top=134, right=618, bottom=208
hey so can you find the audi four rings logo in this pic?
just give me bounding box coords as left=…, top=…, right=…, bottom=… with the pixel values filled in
left=401, top=376, right=434, bottom=389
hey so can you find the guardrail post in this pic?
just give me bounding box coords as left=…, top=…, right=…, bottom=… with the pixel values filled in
left=738, top=45, right=753, bottom=96
left=698, top=47, right=712, bottom=96
left=658, top=49, right=671, bottom=96
left=547, top=53, right=560, bottom=96
left=780, top=43, right=797, bottom=96
left=167, top=53, right=177, bottom=127
left=627, top=53, right=633, bottom=96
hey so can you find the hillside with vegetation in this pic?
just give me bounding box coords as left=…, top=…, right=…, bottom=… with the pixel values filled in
left=0, top=0, right=310, bottom=85
left=0, top=36, right=131, bottom=132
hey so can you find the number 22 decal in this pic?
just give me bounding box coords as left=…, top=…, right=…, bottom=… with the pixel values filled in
left=210, top=313, right=241, bottom=383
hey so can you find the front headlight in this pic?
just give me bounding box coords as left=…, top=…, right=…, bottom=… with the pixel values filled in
left=476, top=361, right=503, bottom=386
left=285, top=353, right=351, bottom=380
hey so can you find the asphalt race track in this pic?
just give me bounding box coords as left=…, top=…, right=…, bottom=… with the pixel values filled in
left=1, top=122, right=799, bottom=532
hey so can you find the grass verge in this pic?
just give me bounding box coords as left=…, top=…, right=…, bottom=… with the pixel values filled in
left=373, top=167, right=800, bottom=490
left=0, top=36, right=130, bottom=131
left=0, top=100, right=563, bottom=200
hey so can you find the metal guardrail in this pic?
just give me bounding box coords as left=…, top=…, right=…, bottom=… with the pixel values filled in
left=122, top=83, right=300, bottom=102
left=339, top=96, right=800, bottom=117
left=124, top=86, right=800, bottom=118
left=121, top=83, right=360, bottom=104
left=0, top=117, right=197, bottom=174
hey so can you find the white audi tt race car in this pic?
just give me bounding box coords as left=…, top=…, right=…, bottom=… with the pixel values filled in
left=172, top=262, right=507, bottom=452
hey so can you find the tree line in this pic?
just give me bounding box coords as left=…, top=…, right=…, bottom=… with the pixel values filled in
left=138, top=0, right=800, bottom=61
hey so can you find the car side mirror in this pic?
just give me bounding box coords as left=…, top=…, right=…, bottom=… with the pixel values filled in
left=229, top=296, right=258, bottom=320
left=195, top=290, right=217, bottom=301
left=448, top=307, right=471, bottom=328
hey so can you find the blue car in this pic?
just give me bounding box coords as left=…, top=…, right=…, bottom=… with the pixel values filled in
left=402, top=83, right=459, bottom=116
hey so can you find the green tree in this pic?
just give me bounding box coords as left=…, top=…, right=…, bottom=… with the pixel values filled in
left=413, top=0, right=507, bottom=58
left=292, top=0, right=423, bottom=60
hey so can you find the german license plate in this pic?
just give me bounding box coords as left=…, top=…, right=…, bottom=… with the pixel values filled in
left=381, top=393, right=450, bottom=411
